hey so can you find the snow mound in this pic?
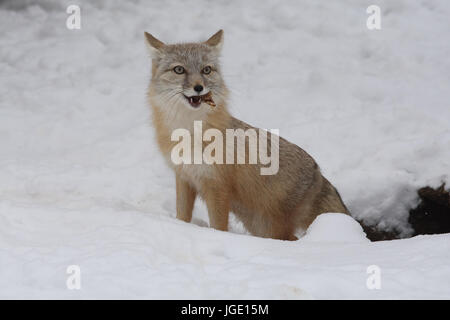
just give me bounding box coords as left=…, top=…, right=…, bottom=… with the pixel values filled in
left=302, top=213, right=369, bottom=243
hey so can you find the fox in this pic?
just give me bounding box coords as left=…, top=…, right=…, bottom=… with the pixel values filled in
left=145, top=30, right=348, bottom=241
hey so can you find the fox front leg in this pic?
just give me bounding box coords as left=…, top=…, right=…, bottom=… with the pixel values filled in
left=203, top=187, right=230, bottom=232
left=176, top=174, right=196, bottom=223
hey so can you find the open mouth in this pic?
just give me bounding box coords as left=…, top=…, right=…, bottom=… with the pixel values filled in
left=183, top=93, right=208, bottom=108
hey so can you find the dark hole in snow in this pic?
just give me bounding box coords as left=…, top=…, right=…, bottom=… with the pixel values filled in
left=409, top=183, right=450, bottom=237
left=358, top=183, right=450, bottom=241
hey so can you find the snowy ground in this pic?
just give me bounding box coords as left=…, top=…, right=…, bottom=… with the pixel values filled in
left=0, top=0, right=449, bottom=299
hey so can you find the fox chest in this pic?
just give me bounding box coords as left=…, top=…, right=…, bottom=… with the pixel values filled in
left=157, top=133, right=218, bottom=192
left=152, top=106, right=217, bottom=191
left=176, top=163, right=216, bottom=192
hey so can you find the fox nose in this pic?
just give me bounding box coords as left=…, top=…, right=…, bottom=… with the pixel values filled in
left=194, top=85, right=203, bottom=93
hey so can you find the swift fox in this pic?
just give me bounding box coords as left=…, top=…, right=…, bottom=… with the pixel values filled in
left=145, top=30, right=348, bottom=240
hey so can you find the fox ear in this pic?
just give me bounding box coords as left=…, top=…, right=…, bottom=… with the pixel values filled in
left=205, top=29, right=223, bottom=51
left=144, top=32, right=165, bottom=58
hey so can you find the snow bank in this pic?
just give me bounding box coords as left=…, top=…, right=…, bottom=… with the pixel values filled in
left=302, top=213, right=370, bottom=243
left=1, top=201, right=449, bottom=299
left=0, top=0, right=449, bottom=298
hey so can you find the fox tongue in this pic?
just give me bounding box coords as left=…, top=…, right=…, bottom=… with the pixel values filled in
left=188, top=96, right=202, bottom=107
left=190, top=96, right=201, bottom=104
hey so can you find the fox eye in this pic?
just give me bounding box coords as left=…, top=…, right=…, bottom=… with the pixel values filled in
left=202, top=66, right=212, bottom=74
left=173, top=66, right=185, bottom=74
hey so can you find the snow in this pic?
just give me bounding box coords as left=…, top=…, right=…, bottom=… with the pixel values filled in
left=301, top=213, right=370, bottom=243
left=0, top=0, right=449, bottom=299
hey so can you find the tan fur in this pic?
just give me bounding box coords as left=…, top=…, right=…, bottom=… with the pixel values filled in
left=146, top=30, right=348, bottom=241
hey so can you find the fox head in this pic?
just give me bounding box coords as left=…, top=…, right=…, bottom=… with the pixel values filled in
left=145, top=30, right=228, bottom=114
